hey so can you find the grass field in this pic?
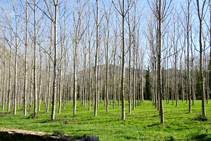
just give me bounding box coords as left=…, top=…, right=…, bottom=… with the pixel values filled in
left=0, top=100, right=211, bottom=140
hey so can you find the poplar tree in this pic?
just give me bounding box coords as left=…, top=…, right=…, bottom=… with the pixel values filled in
left=196, top=0, right=207, bottom=117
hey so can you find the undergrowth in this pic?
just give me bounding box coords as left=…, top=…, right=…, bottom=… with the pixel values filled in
left=52, top=130, right=65, bottom=137
left=194, top=114, right=208, bottom=121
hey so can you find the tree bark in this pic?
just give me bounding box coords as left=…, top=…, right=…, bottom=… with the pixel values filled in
left=51, top=1, right=59, bottom=121
left=7, top=32, right=12, bottom=112
left=13, top=15, right=18, bottom=115
left=187, top=0, right=191, bottom=113
left=209, top=0, right=211, bottom=104
left=196, top=0, right=206, bottom=117
left=94, top=0, right=99, bottom=116
left=38, top=49, right=42, bottom=112
left=121, top=0, right=125, bottom=120
left=158, top=0, right=164, bottom=124
left=128, top=10, right=131, bottom=113
left=73, top=41, right=78, bottom=115
left=34, top=0, right=37, bottom=118
left=23, top=0, right=28, bottom=116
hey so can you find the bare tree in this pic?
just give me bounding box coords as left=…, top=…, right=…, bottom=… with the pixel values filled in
left=148, top=0, right=172, bottom=124
left=113, top=0, right=134, bottom=120
left=88, top=4, right=93, bottom=111
left=12, top=0, right=21, bottom=115
left=33, top=0, right=38, bottom=118
left=70, top=0, right=86, bottom=115
left=112, top=10, right=120, bottom=109
left=51, top=0, right=60, bottom=121
left=1, top=39, right=6, bottom=111
left=7, top=31, right=12, bottom=112
left=196, top=0, right=207, bottom=117
left=38, top=47, right=42, bottom=112
left=132, top=2, right=138, bottom=109
left=190, top=25, right=196, bottom=105
left=146, top=16, right=156, bottom=105
left=209, top=0, right=211, bottom=104
left=187, top=0, right=191, bottom=113
left=46, top=23, right=52, bottom=113
left=94, top=0, right=99, bottom=116
left=103, top=0, right=112, bottom=113
left=23, top=0, right=28, bottom=116
left=127, top=2, right=132, bottom=113
left=172, top=10, right=180, bottom=107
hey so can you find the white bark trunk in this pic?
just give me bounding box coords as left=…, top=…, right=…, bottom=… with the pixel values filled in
left=51, top=1, right=59, bottom=121
left=24, top=0, right=28, bottom=116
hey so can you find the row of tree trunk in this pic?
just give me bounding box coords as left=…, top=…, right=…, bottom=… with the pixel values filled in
left=0, top=0, right=209, bottom=124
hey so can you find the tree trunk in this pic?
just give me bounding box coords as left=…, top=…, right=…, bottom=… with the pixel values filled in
left=7, top=33, right=12, bottom=112
left=2, top=44, right=5, bottom=111
left=187, top=0, right=191, bottom=113
left=30, top=60, right=33, bottom=110
left=51, top=1, right=59, bottom=121
left=33, top=0, right=38, bottom=118
left=38, top=49, right=42, bottom=112
left=128, top=11, right=131, bottom=113
left=105, top=21, right=109, bottom=113
left=190, top=27, right=195, bottom=105
left=133, top=46, right=136, bottom=110
left=73, top=42, right=78, bottom=115
left=113, top=57, right=116, bottom=109
left=58, top=6, right=63, bottom=113
left=13, top=19, right=18, bottom=115
left=141, top=68, right=144, bottom=102
left=167, top=48, right=170, bottom=103
left=158, top=0, right=164, bottom=124
left=209, top=0, right=211, bottom=104
left=121, top=0, right=125, bottom=120
left=83, top=46, right=87, bottom=108
left=94, top=0, right=99, bottom=117
left=180, top=48, right=184, bottom=103
left=23, top=0, right=28, bottom=116
left=47, top=21, right=53, bottom=113
left=173, top=14, right=178, bottom=107
left=196, top=0, right=206, bottom=117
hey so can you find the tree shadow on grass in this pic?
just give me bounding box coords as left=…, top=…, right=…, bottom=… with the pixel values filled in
left=147, top=123, right=160, bottom=127
left=0, top=111, right=12, bottom=117
left=191, top=133, right=211, bottom=141
left=152, top=115, right=159, bottom=117
left=40, top=119, right=54, bottom=123
left=26, top=113, right=38, bottom=119
left=193, top=115, right=209, bottom=122
left=39, top=119, right=69, bottom=125
left=165, top=136, right=175, bottom=141
left=123, top=135, right=137, bottom=140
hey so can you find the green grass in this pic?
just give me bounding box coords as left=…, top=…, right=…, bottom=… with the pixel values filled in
left=0, top=100, right=211, bottom=140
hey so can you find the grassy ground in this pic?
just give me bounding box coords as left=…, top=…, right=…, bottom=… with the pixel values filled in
left=0, top=100, right=211, bottom=140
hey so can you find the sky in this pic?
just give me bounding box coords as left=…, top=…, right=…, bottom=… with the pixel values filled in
left=0, top=0, right=210, bottom=71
